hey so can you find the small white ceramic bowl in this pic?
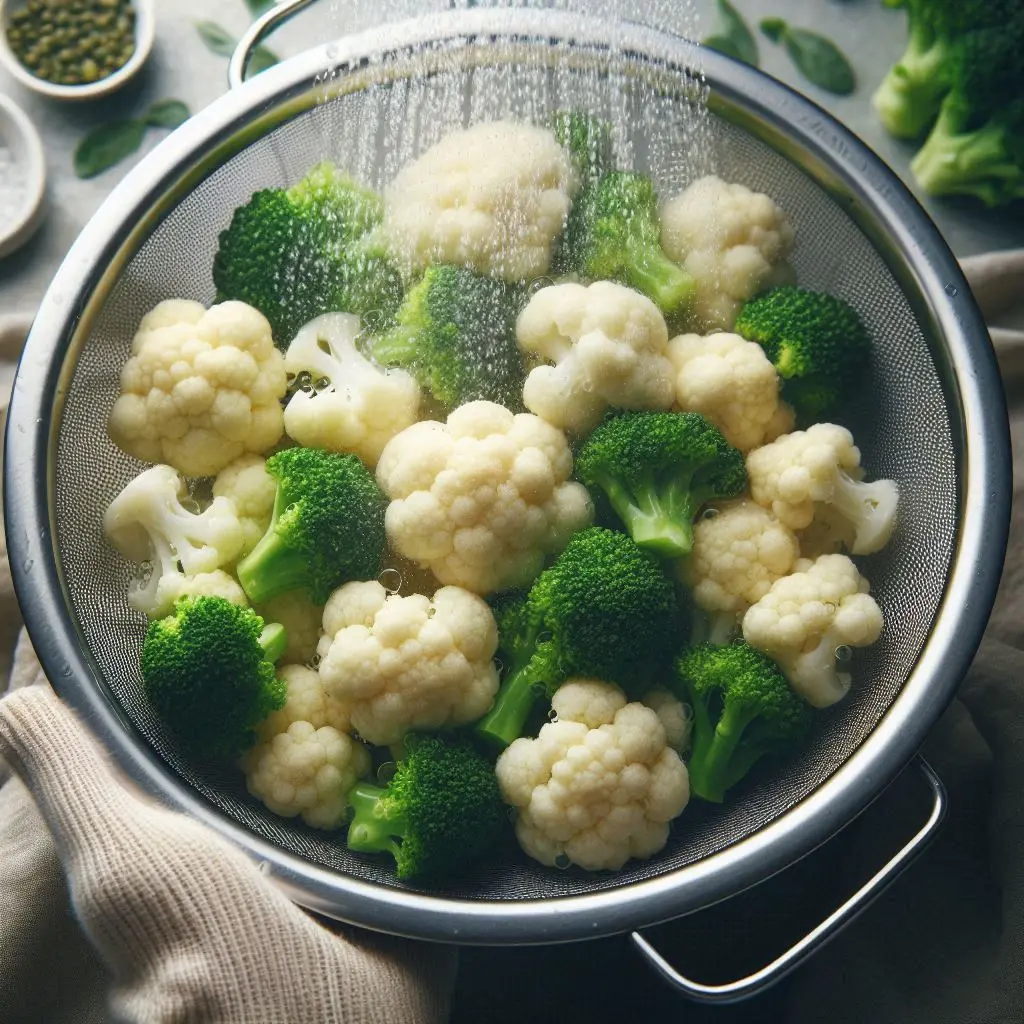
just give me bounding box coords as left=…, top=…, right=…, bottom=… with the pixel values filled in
left=0, top=0, right=155, bottom=101
left=0, top=93, right=45, bottom=259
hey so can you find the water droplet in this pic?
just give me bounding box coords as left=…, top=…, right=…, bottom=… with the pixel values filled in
left=528, top=276, right=554, bottom=295
left=258, top=861, right=271, bottom=875
left=681, top=702, right=694, bottom=721
left=554, top=853, right=572, bottom=870
left=377, top=761, right=397, bottom=785
left=310, top=653, right=321, bottom=669
left=944, top=283, right=958, bottom=297
left=180, top=498, right=202, bottom=515
left=547, top=709, right=558, bottom=722
left=20, top=559, right=33, bottom=574
left=378, top=568, right=403, bottom=594
left=362, top=309, right=384, bottom=331
left=834, top=645, right=853, bottom=664
left=326, top=43, right=339, bottom=60
left=313, top=376, right=331, bottom=393
left=701, top=507, right=720, bottom=520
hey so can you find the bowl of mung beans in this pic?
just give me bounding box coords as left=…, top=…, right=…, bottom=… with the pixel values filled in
left=0, top=0, right=154, bottom=101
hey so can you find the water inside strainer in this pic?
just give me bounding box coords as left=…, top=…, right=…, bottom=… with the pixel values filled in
left=53, top=39, right=956, bottom=900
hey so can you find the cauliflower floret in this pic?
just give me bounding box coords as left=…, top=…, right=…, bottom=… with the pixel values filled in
left=742, top=554, right=884, bottom=708
left=516, top=281, right=675, bottom=435
left=381, top=120, right=579, bottom=282
left=496, top=679, right=690, bottom=871
left=660, top=176, right=795, bottom=331
left=212, top=453, right=276, bottom=559
left=241, top=721, right=370, bottom=829
left=317, top=580, right=500, bottom=746
left=152, top=569, right=248, bottom=614
left=376, top=400, right=593, bottom=594
left=258, top=664, right=351, bottom=738
left=108, top=299, right=287, bottom=478
left=282, top=312, right=420, bottom=468
left=681, top=499, right=801, bottom=644
left=256, top=590, right=325, bottom=666
left=104, top=464, right=247, bottom=618
left=746, top=423, right=899, bottom=555
left=642, top=687, right=692, bottom=756
left=668, top=332, right=795, bottom=452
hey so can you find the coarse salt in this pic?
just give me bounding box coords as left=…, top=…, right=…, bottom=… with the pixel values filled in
left=0, top=142, right=27, bottom=230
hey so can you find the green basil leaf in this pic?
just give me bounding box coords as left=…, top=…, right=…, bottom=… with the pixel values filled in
left=759, top=17, right=787, bottom=44
left=244, top=0, right=276, bottom=16
left=247, top=44, right=280, bottom=76
left=702, top=33, right=747, bottom=62
left=144, top=99, right=191, bottom=129
left=716, top=0, right=758, bottom=66
left=195, top=20, right=237, bottom=58
left=781, top=26, right=856, bottom=95
left=74, top=119, right=146, bottom=179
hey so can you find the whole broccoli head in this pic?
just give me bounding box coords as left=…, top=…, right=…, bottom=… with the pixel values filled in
left=236, top=447, right=386, bottom=606
left=576, top=411, right=747, bottom=560
left=475, top=526, right=680, bottom=750
left=557, top=170, right=694, bottom=316
left=734, top=286, right=871, bottom=425
left=369, top=265, right=527, bottom=409
left=676, top=641, right=812, bottom=803
left=212, top=163, right=404, bottom=347
left=909, top=16, right=1024, bottom=207
left=347, top=734, right=506, bottom=880
left=141, top=596, right=287, bottom=760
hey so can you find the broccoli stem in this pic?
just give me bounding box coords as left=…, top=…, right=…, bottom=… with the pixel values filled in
left=475, top=664, right=543, bottom=751
left=687, top=699, right=759, bottom=803
left=236, top=528, right=312, bottom=606
left=346, top=782, right=406, bottom=856
left=601, top=470, right=695, bottom=559
left=258, top=622, right=288, bottom=663
left=871, top=26, right=949, bottom=139
left=621, top=238, right=694, bottom=316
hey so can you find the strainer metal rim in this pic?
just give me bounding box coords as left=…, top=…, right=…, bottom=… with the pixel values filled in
left=4, top=8, right=1011, bottom=945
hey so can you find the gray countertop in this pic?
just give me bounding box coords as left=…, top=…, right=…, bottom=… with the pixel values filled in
left=0, top=0, right=1021, bottom=319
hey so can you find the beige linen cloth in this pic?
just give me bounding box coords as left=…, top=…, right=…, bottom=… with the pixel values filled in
left=0, top=251, right=1022, bottom=1024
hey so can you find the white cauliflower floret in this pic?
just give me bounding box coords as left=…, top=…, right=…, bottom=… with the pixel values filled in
left=381, top=120, right=579, bottom=282
left=661, top=176, right=795, bottom=331
left=104, top=465, right=246, bottom=618
left=746, top=423, right=899, bottom=555
left=108, top=299, right=287, bottom=477
left=376, top=400, right=593, bottom=594
left=742, top=554, right=884, bottom=708
left=258, top=664, right=352, bottom=738
left=668, top=332, right=795, bottom=452
left=154, top=569, right=248, bottom=613
left=495, top=679, right=690, bottom=871
left=256, top=591, right=325, bottom=666
left=241, top=721, right=370, bottom=829
left=682, top=499, right=801, bottom=644
left=282, top=312, right=420, bottom=468
left=317, top=580, right=500, bottom=746
left=516, top=281, right=675, bottom=435
left=642, top=687, right=692, bottom=756
left=212, top=453, right=276, bottom=559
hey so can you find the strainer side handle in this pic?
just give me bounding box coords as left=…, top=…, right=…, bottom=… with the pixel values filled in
left=228, top=0, right=319, bottom=90
left=631, top=756, right=946, bottom=1005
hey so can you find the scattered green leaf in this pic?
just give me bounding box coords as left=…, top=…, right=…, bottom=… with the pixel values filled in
left=248, top=44, right=280, bottom=75
left=244, top=0, right=276, bottom=16
left=195, top=20, right=236, bottom=58
left=702, top=33, right=748, bottom=62
left=759, top=17, right=856, bottom=95
left=144, top=99, right=191, bottom=129
left=716, top=0, right=759, bottom=66
left=74, top=119, right=146, bottom=179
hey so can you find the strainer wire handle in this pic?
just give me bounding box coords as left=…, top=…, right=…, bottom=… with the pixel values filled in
left=631, top=756, right=946, bottom=1006
left=228, top=0, right=320, bottom=90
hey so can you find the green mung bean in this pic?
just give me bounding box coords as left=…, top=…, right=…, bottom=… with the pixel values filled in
left=6, top=0, right=136, bottom=87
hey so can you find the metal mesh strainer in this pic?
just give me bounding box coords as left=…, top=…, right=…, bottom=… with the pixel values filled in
left=4, top=8, right=1010, bottom=956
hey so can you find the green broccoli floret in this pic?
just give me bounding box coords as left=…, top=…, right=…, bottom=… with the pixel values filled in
left=212, top=162, right=404, bottom=347
left=141, top=596, right=287, bottom=760
left=369, top=265, right=526, bottom=409
left=872, top=0, right=1015, bottom=140
left=676, top=641, right=813, bottom=803
left=909, top=17, right=1024, bottom=207
left=552, top=110, right=614, bottom=190
left=734, top=286, right=871, bottom=425
left=557, top=170, right=694, bottom=316
left=346, top=735, right=505, bottom=880
left=236, top=447, right=386, bottom=606
left=576, top=412, right=747, bottom=560
left=475, top=527, right=679, bottom=751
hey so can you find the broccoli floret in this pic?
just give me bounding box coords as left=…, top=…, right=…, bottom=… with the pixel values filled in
left=475, top=527, right=679, bottom=750
left=676, top=641, right=812, bottom=803
left=141, top=596, right=287, bottom=760
left=557, top=171, right=694, bottom=316
left=872, top=0, right=1015, bottom=140
left=552, top=110, right=614, bottom=190
left=576, top=412, right=747, bottom=560
left=236, top=447, right=386, bottom=606
left=909, top=17, right=1024, bottom=207
left=369, top=265, right=526, bottom=409
left=346, top=735, right=505, bottom=880
left=212, top=162, right=404, bottom=347
left=734, top=286, right=871, bottom=425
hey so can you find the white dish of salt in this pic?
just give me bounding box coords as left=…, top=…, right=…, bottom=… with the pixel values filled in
left=0, top=93, right=45, bottom=260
